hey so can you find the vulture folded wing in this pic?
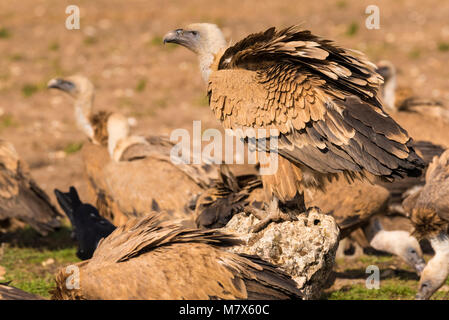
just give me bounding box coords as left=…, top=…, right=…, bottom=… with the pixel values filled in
left=379, top=140, right=444, bottom=208
left=417, top=150, right=449, bottom=222
left=208, top=26, right=423, bottom=181
left=119, top=135, right=218, bottom=189
left=0, top=141, right=61, bottom=235
left=102, top=156, right=203, bottom=222
left=54, top=215, right=301, bottom=300
left=195, top=165, right=263, bottom=228
left=0, top=283, right=45, bottom=300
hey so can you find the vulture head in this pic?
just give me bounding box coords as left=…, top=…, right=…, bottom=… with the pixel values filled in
left=416, top=233, right=449, bottom=300
left=368, top=220, right=425, bottom=274
left=54, top=186, right=116, bottom=260
left=47, top=75, right=94, bottom=100
left=48, top=75, right=96, bottom=141
left=163, top=23, right=227, bottom=81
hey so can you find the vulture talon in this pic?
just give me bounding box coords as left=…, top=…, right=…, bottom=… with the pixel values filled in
left=251, top=197, right=295, bottom=233
left=244, top=205, right=267, bottom=221
left=251, top=208, right=294, bottom=233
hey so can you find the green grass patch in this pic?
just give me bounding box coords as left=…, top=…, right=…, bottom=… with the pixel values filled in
left=49, top=41, right=60, bottom=51
left=149, top=35, right=163, bottom=46
left=194, top=95, right=210, bottom=107
left=336, top=0, right=347, bottom=8
left=22, top=83, right=39, bottom=97
left=0, top=28, right=11, bottom=39
left=409, top=48, right=421, bottom=59
left=0, top=226, right=78, bottom=298
left=0, top=114, right=18, bottom=129
left=346, top=22, right=359, bottom=37
left=84, top=36, right=98, bottom=45
left=63, top=142, right=83, bottom=155
left=135, top=79, right=147, bottom=92
left=148, top=35, right=177, bottom=51
left=326, top=281, right=416, bottom=300
left=438, top=42, right=449, bottom=52
left=153, top=97, right=168, bottom=109
left=9, top=53, right=24, bottom=61
left=358, top=254, right=393, bottom=264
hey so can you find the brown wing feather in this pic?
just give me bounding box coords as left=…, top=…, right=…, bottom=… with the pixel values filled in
left=195, top=165, right=263, bottom=228
left=404, top=149, right=449, bottom=238
left=416, top=150, right=449, bottom=222
left=208, top=26, right=424, bottom=190
left=0, top=141, right=61, bottom=235
left=0, top=283, right=45, bottom=300
left=102, top=154, right=203, bottom=223
left=380, top=140, right=444, bottom=207
left=53, top=214, right=302, bottom=300
left=121, top=135, right=218, bottom=189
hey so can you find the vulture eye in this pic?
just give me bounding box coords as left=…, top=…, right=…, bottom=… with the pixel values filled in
left=190, top=31, right=199, bottom=36
left=420, top=280, right=431, bottom=290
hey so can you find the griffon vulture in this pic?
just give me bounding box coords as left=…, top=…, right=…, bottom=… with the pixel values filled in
left=376, top=60, right=444, bottom=113
left=101, top=113, right=218, bottom=226
left=48, top=76, right=217, bottom=226
left=47, top=75, right=117, bottom=214
left=0, top=140, right=61, bottom=235
left=164, top=24, right=424, bottom=232
left=52, top=213, right=302, bottom=300
left=403, top=149, right=449, bottom=299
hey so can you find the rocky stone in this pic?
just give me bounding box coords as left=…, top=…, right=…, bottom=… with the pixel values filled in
left=223, top=207, right=340, bottom=299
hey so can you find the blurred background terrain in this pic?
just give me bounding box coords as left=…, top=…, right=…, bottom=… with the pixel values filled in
left=0, top=0, right=448, bottom=299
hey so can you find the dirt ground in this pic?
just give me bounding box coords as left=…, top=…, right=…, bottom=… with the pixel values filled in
left=0, top=0, right=448, bottom=299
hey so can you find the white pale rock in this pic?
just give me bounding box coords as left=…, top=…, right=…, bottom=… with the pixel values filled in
left=223, top=207, right=340, bottom=299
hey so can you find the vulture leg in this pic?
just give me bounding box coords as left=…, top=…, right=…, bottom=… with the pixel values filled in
left=251, top=197, right=297, bottom=233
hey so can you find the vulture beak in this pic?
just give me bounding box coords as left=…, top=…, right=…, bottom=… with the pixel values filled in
left=415, top=259, right=426, bottom=275
left=415, top=280, right=434, bottom=300
left=163, top=29, right=199, bottom=52
left=47, top=78, right=76, bottom=93
left=404, top=246, right=426, bottom=275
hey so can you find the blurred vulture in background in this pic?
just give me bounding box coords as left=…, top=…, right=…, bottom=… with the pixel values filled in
left=52, top=213, right=302, bottom=300
left=48, top=75, right=218, bottom=226
left=375, top=61, right=449, bottom=151
left=102, top=113, right=217, bottom=226
left=376, top=60, right=445, bottom=113
left=402, top=149, right=449, bottom=300
left=0, top=140, right=61, bottom=236
left=47, top=75, right=120, bottom=221
left=379, top=140, right=445, bottom=214
left=164, top=23, right=424, bottom=232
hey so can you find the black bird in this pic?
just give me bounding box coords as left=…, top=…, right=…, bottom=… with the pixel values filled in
left=54, top=187, right=116, bottom=260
